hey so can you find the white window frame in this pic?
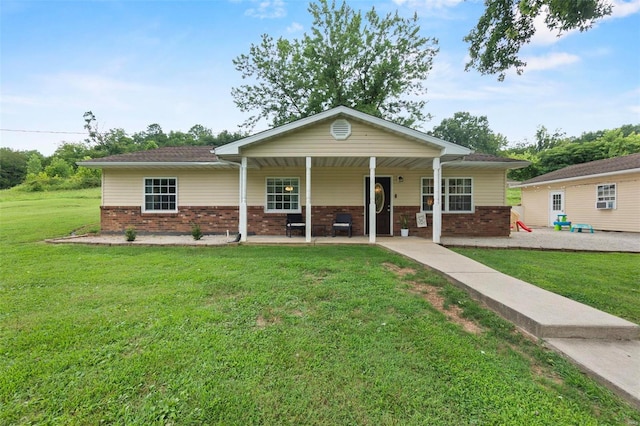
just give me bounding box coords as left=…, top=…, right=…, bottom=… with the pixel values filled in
left=265, top=177, right=301, bottom=213
left=421, top=177, right=474, bottom=213
left=596, top=183, right=616, bottom=208
left=143, top=177, right=178, bottom=213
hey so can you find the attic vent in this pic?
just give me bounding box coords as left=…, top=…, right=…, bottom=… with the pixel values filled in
left=331, top=119, right=351, bottom=140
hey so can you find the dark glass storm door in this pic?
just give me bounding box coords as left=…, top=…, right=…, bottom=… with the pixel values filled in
left=365, top=177, right=392, bottom=235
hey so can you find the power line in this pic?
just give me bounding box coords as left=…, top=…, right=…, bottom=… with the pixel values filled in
left=0, top=128, right=87, bottom=135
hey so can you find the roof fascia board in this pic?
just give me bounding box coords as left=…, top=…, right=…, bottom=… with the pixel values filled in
left=443, top=160, right=530, bottom=169
left=514, top=167, right=640, bottom=188
left=77, top=161, right=238, bottom=169
left=215, top=106, right=471, bottom=156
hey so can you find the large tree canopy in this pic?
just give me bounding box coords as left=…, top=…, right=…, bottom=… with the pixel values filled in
left=232, top=0, right=438, bottom=129
left=465, top=0, right=612, bottom=80
left=429, top=112, right=507, bottom=155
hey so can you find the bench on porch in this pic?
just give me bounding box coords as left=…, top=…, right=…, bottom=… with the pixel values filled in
left=285, top=214, right=306, bottom=237
left=570, top=223, right=594, bottom=233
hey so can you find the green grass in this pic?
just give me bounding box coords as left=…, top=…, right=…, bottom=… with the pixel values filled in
left=451, top=248, right=640, bottom=325
left=507, top=187, right=521, bottom=206
left=1, top=188, right=639, bottom=424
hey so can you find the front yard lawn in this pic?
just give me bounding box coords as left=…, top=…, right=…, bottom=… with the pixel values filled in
left=1, top=188, right=638, bottom=424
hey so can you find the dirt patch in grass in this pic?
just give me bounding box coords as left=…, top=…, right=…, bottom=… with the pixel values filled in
left=384, top=262, right=483, bottom=335
left=256, top=314, right=282, bottom=328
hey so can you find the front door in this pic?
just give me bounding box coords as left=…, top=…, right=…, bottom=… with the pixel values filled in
left=549, top=191, right=565, bottom=226
left=365, top=177, right=391, bottom=235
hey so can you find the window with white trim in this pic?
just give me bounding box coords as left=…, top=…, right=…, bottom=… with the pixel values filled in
left=266, top=177, right=300, bottom=213
left=144, top=178, right=177, bottom=212
left=421, top=177, right=473, bottom=213
left=596, top=183, right=616, bottom=207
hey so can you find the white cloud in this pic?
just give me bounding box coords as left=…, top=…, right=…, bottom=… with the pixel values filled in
left=609, top=0, right=640, bottom=18
left=245, top=0, right=286, bottom=19
left=530, top=0, right=640, bottom=46
left=529, top=13, right=572, bottom=46
left=286, top=22, right=303, bottom=33
left=523, top=52, right=580, bottom=72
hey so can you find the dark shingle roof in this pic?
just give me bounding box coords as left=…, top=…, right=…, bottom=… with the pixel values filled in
left=462, top=153, right=527, bottom=163
left=520, top=153, right=640, bottom=185
left=79, top=146, right=218, bottom=164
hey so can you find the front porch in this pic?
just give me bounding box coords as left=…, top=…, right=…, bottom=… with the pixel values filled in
left=99, top=205, right=511, bottom=239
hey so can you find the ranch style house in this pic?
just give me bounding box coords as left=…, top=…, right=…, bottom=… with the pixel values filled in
left=79, top=106, right=529, bottom=243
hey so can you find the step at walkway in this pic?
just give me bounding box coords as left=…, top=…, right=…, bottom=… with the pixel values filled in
left=378, top=239, right=640, bottom=409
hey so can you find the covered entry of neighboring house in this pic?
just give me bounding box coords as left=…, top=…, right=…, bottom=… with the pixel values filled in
left=365, top=176, right=392, bottom=236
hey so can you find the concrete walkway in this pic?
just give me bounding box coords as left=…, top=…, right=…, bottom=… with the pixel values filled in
left=378, top=238, right=640, bottom=410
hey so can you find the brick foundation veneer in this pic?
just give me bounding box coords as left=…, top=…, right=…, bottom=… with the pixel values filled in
left=100, top=206, right=239, bottom=234
left=100, top=205, right=511, bottom=237
left=441, top=206, right=511, bottom=237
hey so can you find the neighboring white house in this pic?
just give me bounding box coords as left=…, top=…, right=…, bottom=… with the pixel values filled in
left=515, top=153, right=640, bottom=232
left=79, top=106, right=529, bottom=242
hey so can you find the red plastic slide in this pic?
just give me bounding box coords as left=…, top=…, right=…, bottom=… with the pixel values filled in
left=516, top=220, right=532, bottom=232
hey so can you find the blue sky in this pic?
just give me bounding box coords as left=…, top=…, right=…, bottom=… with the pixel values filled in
left=1, top=0, right=639, bottom=156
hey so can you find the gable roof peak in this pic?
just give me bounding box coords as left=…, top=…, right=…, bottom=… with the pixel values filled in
left=215, top=106, right=471, bottom=157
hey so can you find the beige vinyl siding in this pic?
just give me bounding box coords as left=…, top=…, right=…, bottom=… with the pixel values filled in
left=242, top=121, right=441, bottom=158
left=103, top=166, right=509, bottom=211
left=521, top=172, right=640, bottom=232
left=246, top=167, right=364, bottom=206
left=103, top=169, right=239, bottom=207
left=448, top=169, right=507, bottom=207
left=520, top=188, right=550, bottom=226
left=246, top=167, right=507, bottom=209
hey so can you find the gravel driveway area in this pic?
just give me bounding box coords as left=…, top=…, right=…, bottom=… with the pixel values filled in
left=441, top=227, right=639, bottom=253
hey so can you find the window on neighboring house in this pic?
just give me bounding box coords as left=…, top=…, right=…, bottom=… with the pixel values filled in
left=266, top=177, right=300, bottom=213
left=144, top=178, right=177, bottom=212
left=596, top=183, right=616, bottom=207
left=421, top=177, right=473, bottom=213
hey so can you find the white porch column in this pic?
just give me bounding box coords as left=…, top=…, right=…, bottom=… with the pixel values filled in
left=432, top=157, right=442, bottom=244
left=239, top=157, right=248, bottom=242
left=369, top=157, right=377, bottom=244
left=305, top=156, right=312, bottom=243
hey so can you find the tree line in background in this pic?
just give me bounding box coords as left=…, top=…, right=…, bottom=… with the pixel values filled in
left=2, top=109, right=638, bottom=191
left=427, top=113, right=640, bottom=181
left=0, top=111, right=245, bottom=190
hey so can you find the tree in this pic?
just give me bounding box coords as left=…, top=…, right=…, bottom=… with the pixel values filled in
left=429, top=112, right=507, bottom=154
left=26, top=153, right=44, bottom=176
left=188, top=125, right=214, bottom=145
left=232, top=0, right=438, bottom=129
left=534, top=125, right=566, bottom=152
left=211, top=130, right=246, bottom=147
left=464, top=0, right=612, bottom=80
left=53, top=142, right=90, bottom=171
left=44, top=157, right=73, bottom=178
left=0, top=148, right=30, bottom=189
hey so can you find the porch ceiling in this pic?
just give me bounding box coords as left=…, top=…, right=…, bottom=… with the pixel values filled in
left=248, top=156, right=435, bottom=169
